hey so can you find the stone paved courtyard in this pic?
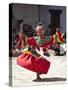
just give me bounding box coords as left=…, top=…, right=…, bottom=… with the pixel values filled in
left=10, top=54, right=67, bottom=87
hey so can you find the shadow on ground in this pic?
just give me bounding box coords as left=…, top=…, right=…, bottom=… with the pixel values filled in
left=33, top=77, right=66, bottom=82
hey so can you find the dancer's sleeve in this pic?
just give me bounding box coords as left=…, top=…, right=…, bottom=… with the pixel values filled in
left=41, top=36, right=54, bottom=49
left=27, top=37, right=39, bottom=49
left=27, top=37, right=41, bottom=56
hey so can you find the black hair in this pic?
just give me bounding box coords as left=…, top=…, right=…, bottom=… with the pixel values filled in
left=23, top=24, right=35, bottom=37
left=36, top=22, right=46, bottom=32
left=37, top=22, right=43, bottom=26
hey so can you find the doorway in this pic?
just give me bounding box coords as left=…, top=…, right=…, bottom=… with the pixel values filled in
left=49, top=10, right=62, bottom=35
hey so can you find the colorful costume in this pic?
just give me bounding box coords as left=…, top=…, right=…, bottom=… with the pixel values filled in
left=17, top=32, right=24, bottom=49
left=52, top=31, right=64, bottom=55
left=17, top=36, right=53, bottom=74
left=53, top=31, right=63, bottom=44
left=17, top=32, right=22, bottom=49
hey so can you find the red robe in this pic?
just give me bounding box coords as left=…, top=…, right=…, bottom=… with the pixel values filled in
left=17, top=52, right=50, bottom=74
left=17, top=32, right=22, bottom=49
left=27, top=37, right=54, bottom=49
left=17, top=37, right=51, bottom=74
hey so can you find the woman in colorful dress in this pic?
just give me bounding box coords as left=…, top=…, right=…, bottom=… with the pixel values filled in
left=17, top=24, right=53, bottom=80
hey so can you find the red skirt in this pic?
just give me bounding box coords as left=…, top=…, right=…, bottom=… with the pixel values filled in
left=17, top=52, right=50, bottom=74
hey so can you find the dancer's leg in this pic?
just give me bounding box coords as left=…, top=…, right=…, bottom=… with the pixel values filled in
left=36, top=73, right=42, bottom=80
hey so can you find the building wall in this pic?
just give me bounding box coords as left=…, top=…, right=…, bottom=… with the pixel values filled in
left=13, top=4, right=66, bottom=33
left=40, top=5, right=66, bottom=33
left=13, top=4, right=38, bottom=28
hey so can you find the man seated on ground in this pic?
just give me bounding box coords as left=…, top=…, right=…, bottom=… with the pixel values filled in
left=51, top=28, right=64, bottom=56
